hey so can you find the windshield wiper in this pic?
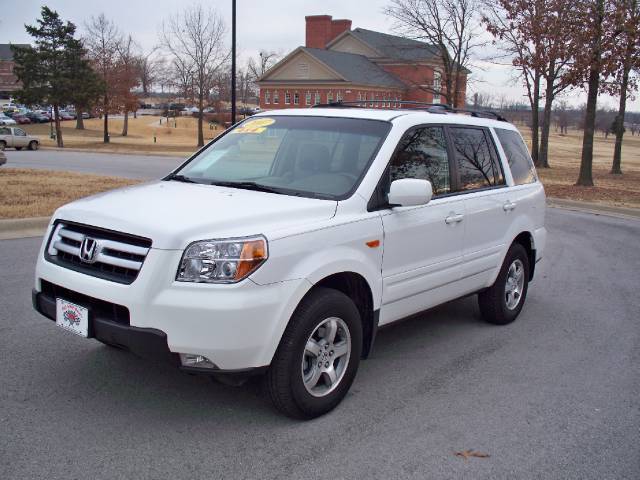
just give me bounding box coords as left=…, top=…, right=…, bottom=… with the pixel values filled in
left=210, top=180, right=288, bottom=195
left=165, top=173, right=199, bottom=183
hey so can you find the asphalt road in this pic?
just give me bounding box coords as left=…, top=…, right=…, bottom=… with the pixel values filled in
left=3, top=149, right=185, bottom=180
left=1, top=208, right=638, bottom=480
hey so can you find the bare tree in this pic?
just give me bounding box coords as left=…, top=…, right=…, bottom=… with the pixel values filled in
left=161, top=5, right=228, bottom=147
left=385, top=0, right=482, bottom=107
left=115, top=35, right=141, bottom=136
left=247, top=50, right=281, bottom=80
left=605, top=0, right=640, bottom=174
left=84, top=14, right=122, bottom=143
left=136, top=47, right=162, bottom=96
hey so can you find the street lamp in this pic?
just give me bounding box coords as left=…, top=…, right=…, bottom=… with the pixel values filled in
left=231, top=0, right=236, bottom=125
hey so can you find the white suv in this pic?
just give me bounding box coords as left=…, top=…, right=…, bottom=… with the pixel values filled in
left=33, top=105, right=546, bottom=419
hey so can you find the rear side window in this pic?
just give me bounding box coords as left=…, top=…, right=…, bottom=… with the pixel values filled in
left=450, top=127, right=504, bottom=192
left=495, top=128, right=537, bottom=185
left=389, top=126, right=451, bottom=196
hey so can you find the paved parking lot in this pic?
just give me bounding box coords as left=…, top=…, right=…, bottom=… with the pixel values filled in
left=1, top=208, right=638, bottom=479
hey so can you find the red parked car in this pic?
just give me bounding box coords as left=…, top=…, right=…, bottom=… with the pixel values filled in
left=12, top=114, right=32, bottom=125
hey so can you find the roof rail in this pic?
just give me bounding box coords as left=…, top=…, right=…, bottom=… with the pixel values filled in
left=312, top=100, right=507, bottom=122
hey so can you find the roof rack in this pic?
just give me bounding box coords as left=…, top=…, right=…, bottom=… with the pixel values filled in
left=312, top=100, right=507, bottom=122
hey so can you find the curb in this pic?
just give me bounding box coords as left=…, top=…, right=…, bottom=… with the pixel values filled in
left=39, top=146, right=189, bottom=158
left=0, top=216, right=50, bottom=240
left=546, top=198, right=640, bottom=220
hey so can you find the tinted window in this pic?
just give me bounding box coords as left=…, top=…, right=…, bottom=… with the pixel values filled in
left=495, top=128, right=537, bottom=185
left=389, top=126, right=450, bottom=196
left=450, top=127, right=504, bottom=191
left=14, top=129, right=26, bottom=136
left=0, top=127, right=10, bottom=135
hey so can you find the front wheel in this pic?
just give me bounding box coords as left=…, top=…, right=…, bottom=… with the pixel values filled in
left=478, top=243, right=530, bottom=325
left=0, top=141, right=6, bottom=151
left=265, top=287, right=362, bottom=419
left=29, top=141, right=38, bottom=151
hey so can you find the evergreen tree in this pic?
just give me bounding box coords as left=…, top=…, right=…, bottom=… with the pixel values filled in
left=11, top=7, right=96, bottom=147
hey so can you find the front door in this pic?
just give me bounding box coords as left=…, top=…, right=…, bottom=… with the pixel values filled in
left=379, top=125, right=465, bottom=325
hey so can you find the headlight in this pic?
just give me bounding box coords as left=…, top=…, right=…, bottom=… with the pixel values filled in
left=176, top=236, right=268, bottom=283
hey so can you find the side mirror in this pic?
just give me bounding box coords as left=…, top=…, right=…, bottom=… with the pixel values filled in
left=388, top=179, right=433, bottom=207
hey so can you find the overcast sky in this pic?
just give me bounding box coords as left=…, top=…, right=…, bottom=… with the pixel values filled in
left=1, top=0, right=636, bottom=110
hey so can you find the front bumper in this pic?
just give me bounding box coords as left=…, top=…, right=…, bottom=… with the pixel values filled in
left=34, top=245, right=312, bottom=371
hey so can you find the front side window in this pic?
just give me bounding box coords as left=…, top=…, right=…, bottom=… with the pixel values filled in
left=389, top=126, right=451, bottom=196
left=0, top=127, right=10, bottom=135
left=495, top=128, right=537, bottom=185
left=14, top=128, right=26, bottom=136
left=175, top=116, right=391, bottom=200
left=450, top=127, right=504, bottom=191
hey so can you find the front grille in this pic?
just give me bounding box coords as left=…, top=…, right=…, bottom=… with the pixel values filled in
left=45, top=221, right=152, bottom=284
left=40, top=280, right=130, bottom=325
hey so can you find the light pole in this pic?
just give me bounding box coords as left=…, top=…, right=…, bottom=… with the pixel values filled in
left=231, top=0, right=237, bottom=125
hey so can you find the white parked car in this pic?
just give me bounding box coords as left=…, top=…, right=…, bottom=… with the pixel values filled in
left=0, top=113, right=17, bottom=126
left=33, top=105, right=546, bottom=418
left=0, top=126, right=39, bottom=150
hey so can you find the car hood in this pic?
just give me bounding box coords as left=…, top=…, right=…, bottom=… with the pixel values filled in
left=53, top=181, right=337, bottom=249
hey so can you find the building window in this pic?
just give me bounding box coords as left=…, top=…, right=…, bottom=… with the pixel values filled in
left=314, top=91, right=321, bottom=105
left=264, top=90, right=270, bottom=104
left=433, top=71, right=442, bottom=104
left=285, top=91, right=291, bottom=104
left=336, top=91, right=343, bottom=102
left=327, top=91, right=333, bottom=103
left=294, top=92, right=300, bottom=105
left=369, top=93, right=374, bottom=107
left=305, top=92, right=311, bottom=105
left=273, top=90, right=279, bottom=104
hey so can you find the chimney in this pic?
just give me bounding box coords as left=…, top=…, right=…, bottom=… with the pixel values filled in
left=305, top=15, right=352, bottom=49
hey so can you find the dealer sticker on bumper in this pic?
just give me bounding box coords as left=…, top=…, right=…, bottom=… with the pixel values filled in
left=56, top=299, right=89, bottom=337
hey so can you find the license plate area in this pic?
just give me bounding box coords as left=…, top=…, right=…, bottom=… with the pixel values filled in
left=56, top=298, right=89, bottom=337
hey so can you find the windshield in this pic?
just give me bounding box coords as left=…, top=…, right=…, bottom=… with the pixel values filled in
left=174, top=116, right=391, bottom=199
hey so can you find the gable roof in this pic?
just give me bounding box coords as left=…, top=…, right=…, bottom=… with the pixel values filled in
left=260, top=47, right=406, bottom=89
left=0, top=44, right=30, bottom=61
left=347, top=28, right=440, bottom=61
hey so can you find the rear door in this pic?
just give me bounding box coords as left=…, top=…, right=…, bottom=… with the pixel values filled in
left=447, top=125, right=510, bottom=288
left=379, top=125, right=466, bottom=325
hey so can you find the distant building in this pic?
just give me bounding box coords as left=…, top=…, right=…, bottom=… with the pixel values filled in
left=257, top=15, right=468, bottom=110
left=0, top=44, right=28, bottom=100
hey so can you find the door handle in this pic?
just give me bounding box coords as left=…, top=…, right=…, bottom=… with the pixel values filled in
left=503, top=201, right=517, bottom=212
left=445, top=213, right=464, bottom=224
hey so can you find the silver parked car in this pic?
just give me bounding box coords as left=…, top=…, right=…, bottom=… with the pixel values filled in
left=0, top=126, right=39, bottom=151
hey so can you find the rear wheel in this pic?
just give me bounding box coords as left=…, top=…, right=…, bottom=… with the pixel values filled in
left=265, top=287, right=362, bottom=419
left=0, top=141, right=5, bottom=151
left=28, top=141, right=38, bottom=151
left=478, top=243, right=530, bottom=325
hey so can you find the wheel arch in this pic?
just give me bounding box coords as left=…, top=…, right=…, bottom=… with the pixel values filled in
left=512, top=231, right=536, bottom=280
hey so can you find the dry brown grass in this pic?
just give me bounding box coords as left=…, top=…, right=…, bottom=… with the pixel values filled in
left=0, top=168, right=140, bottom=219
left=517, top=125, right=640, bottom=208
left=22, top=115, right=224, bottom=156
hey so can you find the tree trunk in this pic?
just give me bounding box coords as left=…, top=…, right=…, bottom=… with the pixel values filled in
left=103, top=94, right=110, bottom=143
left=122, top=111, right=129, bottom=137
left=611, top=65, right=629, bottom=175
left=531, top=71, right=541, bottom=166
left=75, top=108, right=85, bottom=130
left=197, top=94, right=204, bottom=147
left=538, top=74, right=554, bottom=168
left=53, top=104, right=63, bottom=148
left=577, top=67, right=599, bottom=186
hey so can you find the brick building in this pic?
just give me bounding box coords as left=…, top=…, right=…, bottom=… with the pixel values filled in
left=0, top=44, right=27, bottom=99
left=257, top=15, right=468, bottom=110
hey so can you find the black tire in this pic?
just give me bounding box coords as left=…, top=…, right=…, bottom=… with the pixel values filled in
left=0, top=141, right=5, bottom=151
left=28, top=141, right=38, bottom=151
left=478, top=243, right=530, bottom=325
left=265, top=287, right=362, bottom=419
left=15, top=147, right=22, bottom=151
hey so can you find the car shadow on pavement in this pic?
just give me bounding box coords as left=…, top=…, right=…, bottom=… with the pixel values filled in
left=33, top=293, right=492, bottom=425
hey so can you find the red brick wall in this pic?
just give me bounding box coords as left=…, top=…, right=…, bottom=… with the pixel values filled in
left=259, top=86, right=405, bottom=110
